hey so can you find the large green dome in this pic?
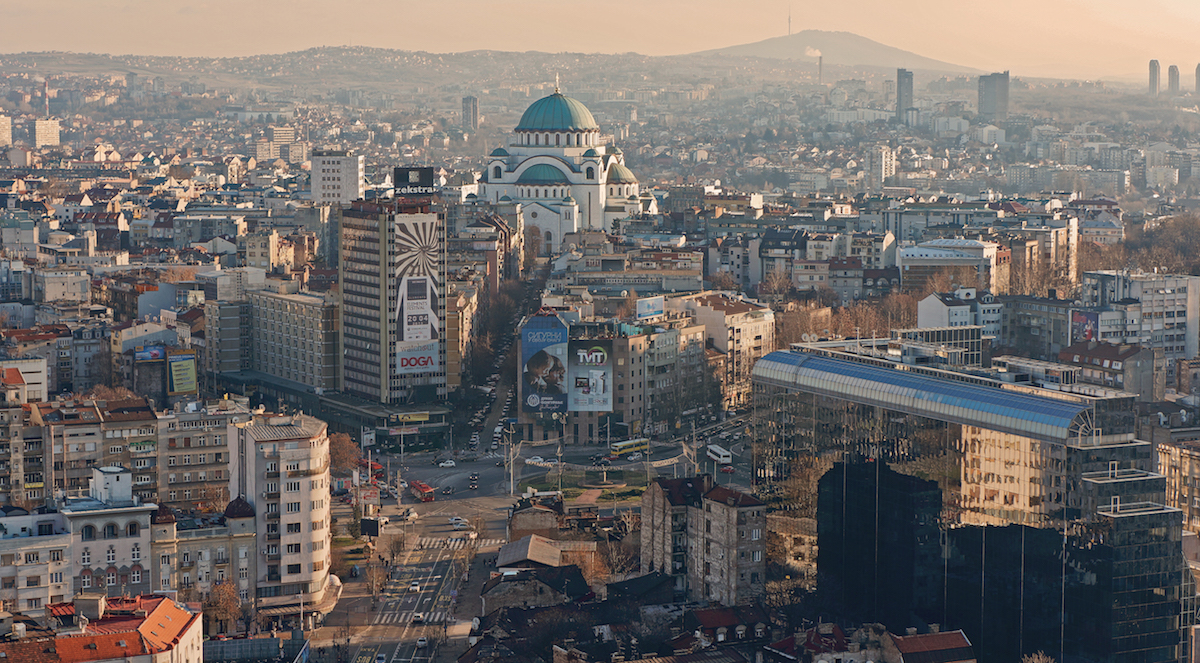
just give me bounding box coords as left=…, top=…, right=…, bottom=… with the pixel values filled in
left=606, top=162, right=638, bottom=184
left=516, top=93, right=599, bottom=132
left=517, top=164, right=570, bottom=184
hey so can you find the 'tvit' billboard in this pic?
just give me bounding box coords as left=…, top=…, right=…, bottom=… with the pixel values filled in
left=567, top=339, right=613, bottom=412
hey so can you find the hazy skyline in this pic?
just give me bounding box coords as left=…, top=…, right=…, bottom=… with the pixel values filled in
left=8, top=0, right=1200, bottom=81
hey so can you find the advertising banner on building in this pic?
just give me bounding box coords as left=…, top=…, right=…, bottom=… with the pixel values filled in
left=135, top=345, right=165, bottom=362
left=1071, top=310, right=1099, bottom=343
left=521, top=315, right=568, bottom=413
left=636, top=296, right=665, bottom=320
left=567, top=339, right=613, bottom=412
left=394, top=211, right=443, bottom=375
left=393, top=167, right=437, bottom=197
left=361, top=427, right=376, bottom=448
left=167, top=351, right=198, bottom=395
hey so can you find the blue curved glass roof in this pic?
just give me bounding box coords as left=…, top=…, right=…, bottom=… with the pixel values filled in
left=752, top=351, right=1092, bottom=443
left=516, top=93, right=599, bottom=132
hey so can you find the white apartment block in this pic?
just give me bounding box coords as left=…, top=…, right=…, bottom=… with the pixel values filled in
left=310, top=150, right=365, bottom=206
left=247, top=290, right=340, bottom=392
left=0, top=510, right=72, bottom=614
left=1079, top=270, right=1200, bottom=377
left=60, top=466, right=155, bottom=597
left=33, top=119, right=60, bottom=148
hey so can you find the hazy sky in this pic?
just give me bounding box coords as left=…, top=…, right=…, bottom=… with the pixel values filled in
left=9, top=0, right=1200, bottom=80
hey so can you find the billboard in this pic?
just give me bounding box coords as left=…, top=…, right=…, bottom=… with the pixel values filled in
left=567, top=339, right=613, bottom=412
left=135, top=345, right=165, bottom=362
left=394, top=210, right=443, bottom=375
left=1071, top=310, right=1099, bottom=343
left=521, top=315, right=569, bottom=413
left=392, top=412, right=429, bottom=423
left=393, top=167, right=437, bottom=197
left=635, top=296, right=665, bottom=320
left=361, top=427, right=376, bottom=448
left=167, top=351, right=198, bottom=395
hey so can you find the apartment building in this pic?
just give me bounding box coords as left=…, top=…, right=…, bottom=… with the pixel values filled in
left=156, top=399, right=252, bottom=512
left=310, top=150, right=364, bottom=206
left=150, top=498, right=258, bottom=604
left=231, top=413, right=336, bottom=626
left=678, top=293, right=774, bottom=409
left=0, top=507, right=72, bottom=614
left=917, top=287, right=1003, bottom=338
left=60, top=466, right=155, bottom=597
left=641, top=475, right=766, bottom=605
left=247, top=289, right=340, bottom=393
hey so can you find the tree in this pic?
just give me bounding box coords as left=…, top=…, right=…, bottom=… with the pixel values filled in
left=759, top=267, right=793, bottom=304
left=709, top=270, right=739, bottom=291
left=204, top=580, right=242, bottom=634
left=83, top=384, right=136, bottom=401
left=159, top=266, right=198, bottom=282
left=329, top=433, right=361, bottom=474
left=923, top=266, right=980, bottom=297
left=1022, top=653, right=1056, bottom=663
left=196, top=484, right=230, bottom=513
left=365, top=563, right=387, bottom=602
left=387, top=532, right=407, bottom=562
left=615, top=289, right=639, bottom=319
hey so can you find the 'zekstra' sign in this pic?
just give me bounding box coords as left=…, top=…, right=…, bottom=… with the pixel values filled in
left=394, top=167, right=437, bottom=196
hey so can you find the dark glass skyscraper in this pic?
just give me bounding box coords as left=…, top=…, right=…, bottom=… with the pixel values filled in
left=896, top=68, right=913, bottom=122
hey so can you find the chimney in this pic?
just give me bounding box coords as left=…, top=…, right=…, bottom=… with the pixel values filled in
left=929, top=623, right=940, bottom=633
left=905, top=627, right=918, bottom=636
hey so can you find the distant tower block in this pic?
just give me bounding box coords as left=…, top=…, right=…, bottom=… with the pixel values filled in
left=896, top=68, right=913, bottom=121
left=1150, top=59, right=1161, bottom=96
left=1169, top=65, right=1180, bottom=95
left=1196, top=64, right=1200, bottom=93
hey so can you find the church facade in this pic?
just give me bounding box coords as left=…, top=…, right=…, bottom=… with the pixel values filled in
left=481, top=90, right=651, bottom=254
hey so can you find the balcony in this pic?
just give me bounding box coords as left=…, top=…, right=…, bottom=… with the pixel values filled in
left=266, top=512, right=280, bottom=520
left=265, top=491, right=280, bottom=500
left=215, top=557, right=229, bottom=565
left=179, top=560, right=195, bottom=569
left=267, top=573, right=281, bottom=582
left=267, top=532, right=280, bottom=541
left=266, top=472, right=280, bottom=479
left=267, top=553, right=281, bottom=561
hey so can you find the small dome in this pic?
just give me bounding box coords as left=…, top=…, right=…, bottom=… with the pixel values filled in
left=609, top=146, right=623, bottom=155
left=466, top=192, right=478, bottom=199
left=582, top=148, right=600, bottom=158
left=499, top=195, right=513, bottom=202
left=516, top=93, right=599, bottom=132
left=606, top=162, right=638, bottom=184
left=489, top=147, right=510, bottom=157
left=223, top=496, right=255, bottom=519
left=563, top=195, right=576, bottom=204
left=152, top=503, right=176, bottom=524
left=517, top=164, right=570, bottom=185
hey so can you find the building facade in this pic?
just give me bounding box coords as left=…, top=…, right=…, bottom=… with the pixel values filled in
left=310, top=150, right=364, bottom=206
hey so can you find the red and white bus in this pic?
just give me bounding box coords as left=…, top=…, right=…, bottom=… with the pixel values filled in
left=409, top=480, right=435, bottom=502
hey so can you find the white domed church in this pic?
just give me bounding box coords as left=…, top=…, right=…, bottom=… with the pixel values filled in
left=481, top=89, right=653, bottom=254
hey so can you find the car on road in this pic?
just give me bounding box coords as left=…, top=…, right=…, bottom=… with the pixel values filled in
left=627, top=452, right=643, bottom=461
left=594, top=458, right=611, bottom=467
left=496, top=460, right=505, bottom=467
left=398, top=480, right=408, bottom=489
left=376, top=655, right=386, bottom=663
left=470, top=482, right=478, bottom=490
left=409, top=581, right=421, bottom=592
left=411, top=613, right=425, bottom=624
left=605, top=454, right=621, bottom=461
left=442, top=485, right=455, bottom=495
left=452, top=521, right=473, bottom=530
left=416, top=637, right=428, bottom=649
left=545, top=458, right=559, bottom=465
left=528, top=456, right=544, bottom=464
left=469, top=472, right=479, bottom=480
left=448, top=516, right=467, bottom=524
left=438, top=460, right=456, bottom=468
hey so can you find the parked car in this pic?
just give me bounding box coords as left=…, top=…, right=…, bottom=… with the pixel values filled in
left=409, top=581, right=421, bottom=592
left=528, top=456, right=544, bottom=464
left=627, top=452, right=643, bottom=461
left=469, top=483, right=478, bottom=490
left=720, top=465, right=736, bottom=474
left=439, top=460, right=456, bottom=468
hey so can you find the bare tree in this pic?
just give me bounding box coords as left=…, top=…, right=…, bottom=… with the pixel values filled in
left=204, top=580, right=242, bottom=634
left=329, top=433, right=361, bottom=475
left=365, top=563, right=388, bottom=602
left=387, top=532, right=407, bottom=563
left=159, top=266, right=198, bottom=283
left=196, top=484, right=230, bottom=513
left=1022, top=652, right=1056, bottom=663
left=709, top=270, right=739, bottom=291
left=83, top=384, right=136, bottom=401
left=759, top=267, right=793, bottom=305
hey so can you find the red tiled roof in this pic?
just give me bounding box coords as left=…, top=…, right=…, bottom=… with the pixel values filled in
left=893, top=630, right=973, bottom=659
left=2, top=368, right=25, bottom=386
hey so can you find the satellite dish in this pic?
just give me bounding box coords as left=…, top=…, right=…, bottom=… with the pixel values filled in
left=802, top=333, right=812, bottom=342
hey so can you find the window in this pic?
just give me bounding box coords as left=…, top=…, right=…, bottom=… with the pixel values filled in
left=26, top=576, right=39, bottom=587
left=160, top=554, right=170, bottom=566
left=81, top=575, right=91, bottom=589
left=287, top=523, right=301, bottom=533
left=126, top=522, right=139, bottom=537
left=81, top=550, right=91, bottom=565
left=751, top=529, right=761, bottom=541
left=752, top=550, right=762, bottom=562
left=131, top=569, right=141, bottom=583
left=50, top=550, right=62, bottom=562
left=287, top=564, right=301, bottom=574
left=168, top=456, right=176, bottom=466
left=286, top=544, right=301, bottom=554
left=50, top=572, right=62, bottom=583
left=106, top=572, right=116, bottom=587
left=106, top=548, right=116, bottom=563
left=286, top=502, right=301, bottom=513
left=493, top=166, right=502, bottom=179
left=81, top=525, right=95, bottom=541
left=287, top=462, right=300, bottom=471
left=26, top=598, right=40, bottom=609
left=286, top=481, right=300, bottom=492
left=24, top=552, right=38, bottom=564
left=131, top=545, right=140, bottom=562
left=239, top=568, right=248, bottom=579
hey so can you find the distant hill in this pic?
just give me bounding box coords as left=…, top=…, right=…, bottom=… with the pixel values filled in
left=692, top=30, right=979, bottom=74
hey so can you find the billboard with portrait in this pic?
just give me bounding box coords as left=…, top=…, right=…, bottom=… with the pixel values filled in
left=394, top=211, right=443, bottom=375
left=1071, top=310, right=1099, bottom=343
left=521, top=315, right=568, bottom=413
left=167, top=351, right=198, bottom=395
left=636, top=296, right=665, bottom=320
left=567, top=339, right=613, bottom=412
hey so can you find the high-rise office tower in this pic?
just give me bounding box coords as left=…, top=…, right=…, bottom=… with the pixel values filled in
left=310, top=149, right=364, bottom=206
left=33, top=118, right=59, bottom=148
left=977, top=71, right=1010, bottom=122
left=339, top=188, right=446, bottom=404
left=896, top=68, right=913, bottom=121
left=0, top=115, right=10, bottom=148
left=461, top=95, right=479, bottom=131
left=1150, top=59, right=1161, bottom=96
left=1168, top=65, right=1180, bottom=94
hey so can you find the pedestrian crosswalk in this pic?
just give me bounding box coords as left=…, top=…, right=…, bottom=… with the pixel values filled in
left=417, top=536, right=504, bottom=550
left=373, top=608, right=450, bottom=625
